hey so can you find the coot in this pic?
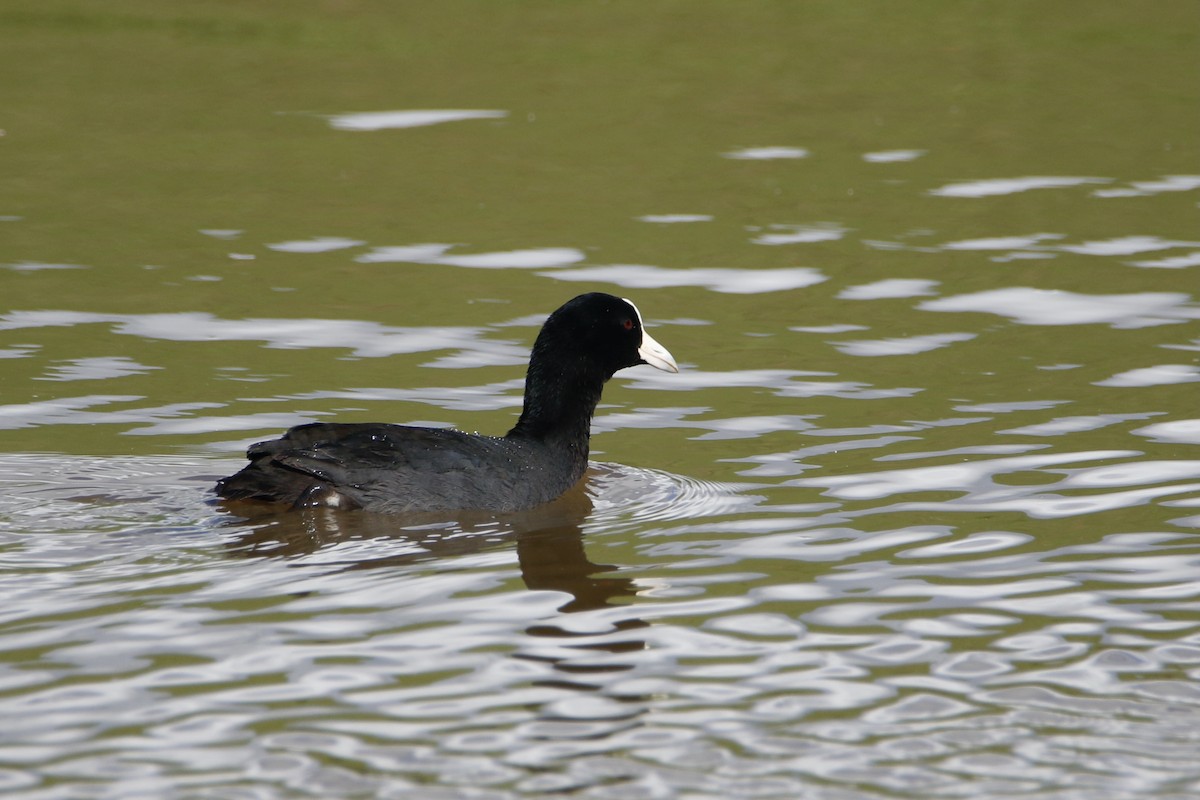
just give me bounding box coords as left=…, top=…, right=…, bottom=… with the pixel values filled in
left=214, top=293, right=678, bottom=513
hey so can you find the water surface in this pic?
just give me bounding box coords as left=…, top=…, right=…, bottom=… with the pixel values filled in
left=2, top=2, right=1199, bottom=798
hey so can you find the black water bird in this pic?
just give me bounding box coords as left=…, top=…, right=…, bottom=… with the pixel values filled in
left=214, top=293, right=678, bottom=513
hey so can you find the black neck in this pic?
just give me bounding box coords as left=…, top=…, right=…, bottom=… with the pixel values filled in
left=506, top=354, right=607, bottom=451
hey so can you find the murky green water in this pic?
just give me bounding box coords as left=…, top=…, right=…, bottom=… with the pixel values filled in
left=2, top=2, right=1199, bottom=797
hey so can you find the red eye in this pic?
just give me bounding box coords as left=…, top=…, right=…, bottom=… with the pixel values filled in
left=622, top=318, right=634, bottom=330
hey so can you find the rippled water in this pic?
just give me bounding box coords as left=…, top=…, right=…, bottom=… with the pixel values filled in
left=3, top=3, right=1200, bottom=799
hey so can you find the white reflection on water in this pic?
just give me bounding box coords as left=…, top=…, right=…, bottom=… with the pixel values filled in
left=1128, top=250, right=1200, bottom=268
left=791, top=449, right=1137, bottom=500
left=790, top=323, right=868, bottom=333
left=288, top=379, right=527, bottom=412
left=920, top=287, right=1200, bottom=328
left=785, top=449, right=1200, bottom=521
left=37, top=357, right=161, bottom=382
left=928, top=176, right=1110, bottom=197
left=725, top=435, right=923, bottom=478
left=749, top=223, right=848, bottom=245
left=267, top=237, right=365, bottom=253
left=127, top=411, right=331, bottom=437
left=954, top=400, right=1070, bottom=413
left=1096, top=364, right=1200, bottom=387
left=352, top=242, right=453, bottom=262
left=3, top=261, right=87, bottom=272
left=0, top=345, right=37, bottom=359
left=1092, top=174, right=1200, bottom=198
left=0, top=309, right=529, bottom=361
left=326, top=109, right=508, bottom=130
left=595, top=408, right=818, bottom=441
left=839, top=278, right=939, bottom=299
left=722, top=146, right=810, bottom=159
left=542, top=264, right=827, bottom=294
left=830, top=332, right=975, bottom=357
left=1055, top=460, right=1200, bottom=488
left=1135, top=419, right=1200, bottom=444
left=1057, top=235, right=1200, bottom=256
left=952, top=233, right=1200, bottom=268
left=1164, top=336, right=1200, bottom=354
left=940, top=233, right=1062, bottom=250
left=869, top=230, right=1200, bottom=270
left=622, top=367, right=920, bottom=400
left=998, top=413, right=1161, bottom=437
left=0, top=395, right=220, bottom=431
left=434, top=248, right=585, bottom=269
left=356, top=244, right=586, bottom=269
left=637, top=214, right=714, bottom=223
left=862, top=149, right=926, bottom=163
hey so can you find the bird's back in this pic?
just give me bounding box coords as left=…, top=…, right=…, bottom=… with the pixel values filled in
left=215, top=422, right=586, bottom=513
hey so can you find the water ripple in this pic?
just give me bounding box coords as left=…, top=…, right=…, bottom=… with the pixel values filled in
left=326, top=109, right=507, bottom=130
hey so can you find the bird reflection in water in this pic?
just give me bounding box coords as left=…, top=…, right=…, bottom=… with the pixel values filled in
left=217, top=466, right=648, bottom=675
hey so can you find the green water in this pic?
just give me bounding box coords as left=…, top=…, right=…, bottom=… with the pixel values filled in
left=2, top=2, right=1199, bottom=798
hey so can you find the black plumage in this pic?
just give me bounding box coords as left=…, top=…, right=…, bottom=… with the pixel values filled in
left=214, top=293, right=678, bottom=513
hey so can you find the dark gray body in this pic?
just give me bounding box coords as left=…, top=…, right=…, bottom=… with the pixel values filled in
left=216, top=422, right=587, bottom=514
